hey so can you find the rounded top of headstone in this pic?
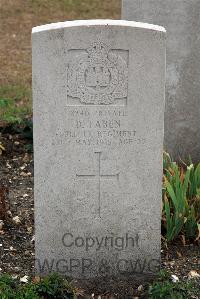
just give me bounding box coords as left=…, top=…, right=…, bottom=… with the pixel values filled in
left=32, top=19, right=166, bottom=34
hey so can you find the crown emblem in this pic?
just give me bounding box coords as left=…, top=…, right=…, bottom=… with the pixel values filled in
left=67, top=41, right=128, bottom=105
left=87, top=42, right=109, bottom=60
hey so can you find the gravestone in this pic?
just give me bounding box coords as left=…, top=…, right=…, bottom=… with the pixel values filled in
left=122, top=0, right=200, bottom=163
left=32, top=20, right=166, bottom=280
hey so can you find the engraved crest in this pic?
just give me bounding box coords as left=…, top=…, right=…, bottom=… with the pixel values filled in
left=67, top=42, right=128, bottom=105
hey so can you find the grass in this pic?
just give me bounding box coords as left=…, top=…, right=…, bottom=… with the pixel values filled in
left=31, top=0, right=120, bottom=17
left=0, top=0, right=120, bottom=126
left=0, top=271, right=199, bottom=298
left=149, top=270, right=199, bottom=299
left=0, top=273, right=76, bottom=299
left=0, top=0, right=120, bottom=86
left=0, top=1, right=199, bottom=297
left=0, top=85, right=31, bottom=126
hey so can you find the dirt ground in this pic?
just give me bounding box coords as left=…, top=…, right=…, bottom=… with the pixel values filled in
left=0, top=1, right=199, bottom=297
left=0, top=132, right=199, bottom=298
left=0, top=132, right=34, bottom=276
left=0, top=0, right=120, bottom=87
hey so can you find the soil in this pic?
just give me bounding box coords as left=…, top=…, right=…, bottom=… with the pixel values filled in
left=0, top=0, right=199, bottom=297
left=0, top=132, right=199, bottom=298
left=0, top=131, right=34, bottom=276
left=0, top=0, right=120, bottom=87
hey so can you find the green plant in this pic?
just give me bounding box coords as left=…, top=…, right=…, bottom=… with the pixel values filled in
left=0, top=273, right=76, bottom=299
left=162, top=153, right=200, bottom=241
left=149, top=271, right=198, bottom=299
left=34, top=273, right=75, bottom=299
left=187, top=163, right=200, bottom=199
left=0, top=85, right=31, bottom=125
left=11, top=119, right=33, bottom=140
left=15, top=287, right=40, bottom=299
left=0, top=274, right=17, bottom=298
left=163, top=151, right=172, bottom=170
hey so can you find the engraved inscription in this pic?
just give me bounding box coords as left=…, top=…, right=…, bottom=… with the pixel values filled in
left=67, top=41, right=128, bottom=105
left=52, top=108, right=141, bottom=147
left=76, top=152, right=119, bottom=217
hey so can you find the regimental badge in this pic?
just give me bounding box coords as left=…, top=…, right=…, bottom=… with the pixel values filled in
left=67, top=41, right=128, bottom=105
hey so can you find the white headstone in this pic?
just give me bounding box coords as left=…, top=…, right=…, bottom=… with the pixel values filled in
left=32, top=20, right=166, bottom=280
left=122, top=0, right=200, bottom=163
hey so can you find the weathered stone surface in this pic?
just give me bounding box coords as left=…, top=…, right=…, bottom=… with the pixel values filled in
left=122, top=0, right=200, bottom=162
left=32, top=20, right=166, bottom=280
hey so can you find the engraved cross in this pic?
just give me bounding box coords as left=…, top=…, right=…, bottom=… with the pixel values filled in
left=76, top=152, right=119, bottom=218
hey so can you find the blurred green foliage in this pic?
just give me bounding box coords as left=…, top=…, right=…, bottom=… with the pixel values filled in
left=162, top=152, right=200, bottom=242
left=0, top=273, right=75, bottom=299
left=0, top=85, right=31, bottom=124
left=149, top=270, right=199, bottom=299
